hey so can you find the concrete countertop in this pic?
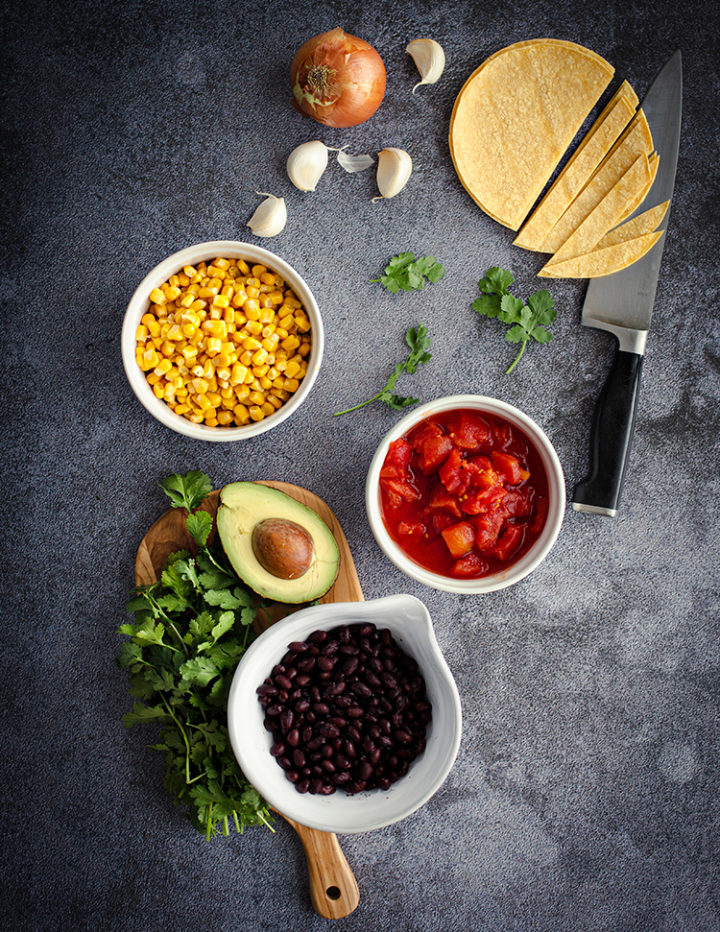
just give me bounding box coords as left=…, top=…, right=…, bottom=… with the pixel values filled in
left=2, top=0, right=719, bottom=929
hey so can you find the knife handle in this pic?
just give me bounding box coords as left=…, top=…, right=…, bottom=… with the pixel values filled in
left=572, top=348, right=644, bottom=517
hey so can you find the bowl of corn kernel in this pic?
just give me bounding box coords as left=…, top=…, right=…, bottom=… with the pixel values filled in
left=121, top=241, right=322, bottom=440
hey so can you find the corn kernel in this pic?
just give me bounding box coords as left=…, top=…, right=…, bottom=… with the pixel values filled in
left=248, top=405, right=264, bottom=422
left=233, top=402, right=250, bottom=423
left=149, top=288, right=166, bottom=305
left=135, top=324, right=148, bottom=342
left=249, top=390, right=265, bottom=406
left=217, top=410, right=234, bottom=425
left=245, top=320, right=263, bottom=336
left=252, top=347, right=269, bottom=366
left=206, top=337, right=222, bottom=356
left=284, top=377, right=300, bottom=392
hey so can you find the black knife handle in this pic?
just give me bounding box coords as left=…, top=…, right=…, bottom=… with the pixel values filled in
left=572, top=349, right=644, bottom=517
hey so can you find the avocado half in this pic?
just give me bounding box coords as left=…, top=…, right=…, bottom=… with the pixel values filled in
left=216, top=482, right=340, bottom=603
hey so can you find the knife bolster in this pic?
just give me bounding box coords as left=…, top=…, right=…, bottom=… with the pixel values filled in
left=572, top=349, right=644, bottom=516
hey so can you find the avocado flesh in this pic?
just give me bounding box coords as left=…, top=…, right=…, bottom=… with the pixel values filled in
left=216, top=482, right=340, bottom=603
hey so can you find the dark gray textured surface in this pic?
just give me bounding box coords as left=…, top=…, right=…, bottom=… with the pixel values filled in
left=3, top=0, right=719, bottom=929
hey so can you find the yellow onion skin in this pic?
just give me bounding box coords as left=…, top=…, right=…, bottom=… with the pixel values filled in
left=290, top=27, right=387, bottom=128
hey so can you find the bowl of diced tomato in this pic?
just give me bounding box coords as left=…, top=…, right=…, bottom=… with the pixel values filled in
left=365, top=396, right=565, bottom=593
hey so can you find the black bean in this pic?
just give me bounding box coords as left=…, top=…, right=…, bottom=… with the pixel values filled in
left=297, top=656, right=316, bottom=672
left=321, top=759, right=336, bottom=773
left=257, top=684, right=278, bottom=698
left=309, top=777, right=323, bottom=794
left=296, top=778, right=310, bottom=793
left=313, top=701, right=330, bottom=715
left=378, top=776, right=391, bottom=791
left=319, top=723, right=339, bottom=739
left=317, top=656, right=335, bottom=672
left=289, top=641, right=309, bottom=653
left=341, top=657, right=358, bottom=676
left=347, top=706, right=364, bottom=719
left=364, top=671, right=382, bottom=689
left=292, top=749, right=306, bottom=768
left=358, top=760, right=373, bottom=781
left=270, top=742, right=285, bottom=757
left=287, top=729, right=300, bottom=748
left=286, top=770, right=299, bottom=783
left=326, top=680, right=346, bottom=696
left=351, top=681, right=372, bottom=698
left=295, top=699, right=310, bottom=713
left=308, top=630, right=327, bottom=644
left=277, top=756, right=291, bottom=770
left=321, top=743, right=334, bottom=758
left=279, top=709, right=293, bottom=732
left=295, top=674, right=311, bottom=688
left=319, top=784, right=336, bottom=795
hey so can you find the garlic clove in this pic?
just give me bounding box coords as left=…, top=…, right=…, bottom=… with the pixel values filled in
left=286, top=140, right=330, bottom=192
left=406, top=38, right=445, bottom=92
left=373, top=148, right=413, bottom=201
left=247, top=192, right=287, bottom=237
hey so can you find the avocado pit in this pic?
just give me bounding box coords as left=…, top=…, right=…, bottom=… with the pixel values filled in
left=251, top=518, right=315, bottom=580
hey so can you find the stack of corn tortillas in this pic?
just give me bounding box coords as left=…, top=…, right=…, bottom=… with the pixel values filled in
left=449, top=39, right=668, bottom=278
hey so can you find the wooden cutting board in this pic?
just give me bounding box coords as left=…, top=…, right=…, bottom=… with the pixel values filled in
left=134, top=481, right=362, bottom=920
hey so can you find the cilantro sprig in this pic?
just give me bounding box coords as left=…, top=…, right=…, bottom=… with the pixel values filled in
left=118, top=470, right=273, bottom=840
left=333, top=325, right=432, bottom=416
left=472, top=267, right=556, bottom=373
left=371, top=252, right=445, bottom=293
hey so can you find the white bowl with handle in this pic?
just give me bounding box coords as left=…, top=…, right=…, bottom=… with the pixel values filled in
left=227, top=595, right=462, bottom=833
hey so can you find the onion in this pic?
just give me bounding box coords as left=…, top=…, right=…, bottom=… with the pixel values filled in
left=290, top=27, right=386, bottom=128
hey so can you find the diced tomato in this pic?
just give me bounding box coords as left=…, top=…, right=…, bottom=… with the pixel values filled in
left=492, top=422, right=514, bottom=452
left=380, top=439, right=412, bottom=479
left=441, top=521, right=475, bottom=559
left=465, top=456, right=499, bottom=489
left=500, top=489, right=531, bottom=518
left=432, top=512, right=456, bottom=534
left=398, top=520, right=424, bottom=536
left=530, top=495, right=549, bottom=534
left=447, top=412, right=492, bottom=451
left=428, top=485, right=463, bottom=518
left=439, top=448, right=471, bottom=495
left=381, top=478, right=420, bottom=502
left=491, top=451, right=527, bottom=485
left=473, top=512, right=504, bottom=550
left=410, top=421, right=443, bottom=451
left=451, top=552, right=489, bottom=578
left=487, top=525, right=524, bottom=561
left=416, top=434, right=454, bottom=474
left=461, top=485, right=508, bottom=515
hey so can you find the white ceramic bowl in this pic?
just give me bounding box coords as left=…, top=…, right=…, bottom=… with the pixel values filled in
left=365, top=395, right=566, bottom=594
left=121, top=241, right=323, bottom=441
left=227, top=595, right=462, bottom=833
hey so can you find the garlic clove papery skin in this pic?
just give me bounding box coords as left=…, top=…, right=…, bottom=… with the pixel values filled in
left=286, top=140, right=329, bottom=192
left=374, top=148, right=413, bottom=201
left=406, top=38, right=445, bottom=92
left=247, top=193, right=287, bottom=237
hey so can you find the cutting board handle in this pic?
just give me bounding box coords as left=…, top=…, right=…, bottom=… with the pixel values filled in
left=280, top=815, right=360, bottom=919
left=572, top=348, right=644, bottom=516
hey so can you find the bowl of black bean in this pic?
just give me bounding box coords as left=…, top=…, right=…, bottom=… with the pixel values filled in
left=226, top=594, right=462, bottom=833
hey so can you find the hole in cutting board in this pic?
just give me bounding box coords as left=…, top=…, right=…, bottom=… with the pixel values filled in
left=326, top=886, right=341, bottom=900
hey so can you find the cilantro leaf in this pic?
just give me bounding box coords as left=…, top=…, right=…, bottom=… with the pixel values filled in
left=160, top=470, right=212, bottom=512
left=186, top=510, right=213, bottom=547
left=372, top=253, right=445, bottom=293
left=472, top=267, right=557, bottom=373
left=333, top=325, right=432, bottom=416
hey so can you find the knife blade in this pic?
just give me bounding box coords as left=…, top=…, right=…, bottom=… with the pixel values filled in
left=572, top=50, right=682, bottom=517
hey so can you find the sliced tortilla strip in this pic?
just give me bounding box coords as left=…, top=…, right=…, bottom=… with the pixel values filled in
left=450, top=39, right=613, bottom=230
left=613, top=152, right=659, bottom=225
left=596, top=199, right=669, bottom=249
left=542, top=154, right=651, bottom=268
left=514, top=82, right=637, bottom=250
left=538, top=231, right=664, bottom=278
left=540, top=110, right=654, bottom=253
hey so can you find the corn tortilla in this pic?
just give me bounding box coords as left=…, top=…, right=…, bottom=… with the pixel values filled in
left=449, top=39, right=614, bottom=230
left=613, top=152, right=659, bottom=225
left=538, top=231, right=664, bottom=278
left=540, top=110, right=654, bottom=253
left=596, top=200, right=669, bottom=249
left=514, top=83, right=637, bottom=250
left=542, top=154, right=652, bottom=267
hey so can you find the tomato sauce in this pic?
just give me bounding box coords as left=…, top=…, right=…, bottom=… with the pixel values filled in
left=378, top=408, right=549, bottom=579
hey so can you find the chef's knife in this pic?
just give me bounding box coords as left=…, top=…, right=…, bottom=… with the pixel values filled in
left=572, top=50, right=682, bottom=517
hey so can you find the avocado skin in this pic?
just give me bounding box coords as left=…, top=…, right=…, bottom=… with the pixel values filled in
left=216, top=482, right=340, bottom=604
